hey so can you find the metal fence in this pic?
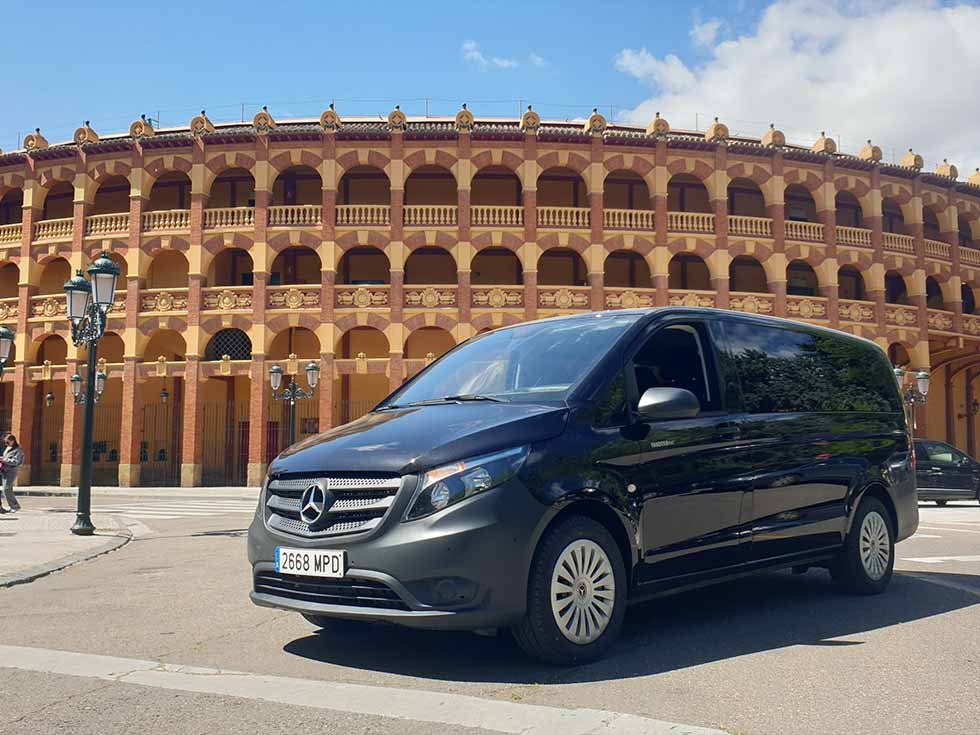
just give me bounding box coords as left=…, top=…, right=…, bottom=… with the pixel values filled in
left=202, top=400, right=250, bottom=486
left=266, top=399, right=319, bottom=462
left=140, top=402, right=183, bottom=486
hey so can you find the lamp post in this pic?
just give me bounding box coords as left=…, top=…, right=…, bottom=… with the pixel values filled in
left=269, top=361, right=319, bottom=447
left=894, top=366, right=930, bottom=432
left=63, top=252, right=120, bottom=536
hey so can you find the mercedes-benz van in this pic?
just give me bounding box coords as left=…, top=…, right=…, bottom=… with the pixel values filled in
left=248, top=307, right=918, bottom=664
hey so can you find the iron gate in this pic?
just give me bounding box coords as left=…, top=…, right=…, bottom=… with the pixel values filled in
left=140, top=402, right=183, bottom=486
left=202, top=400, right=249, bottom=486
left=266, top=398, right=319, bottom=462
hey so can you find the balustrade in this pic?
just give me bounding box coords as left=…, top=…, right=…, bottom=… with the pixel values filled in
left=471, top=205, right=523, bottom=227
left=0, top=223, right=21, bottom=244
left=33, top=217, right=73, bottom=241
left=537, top=207, right=590, bottom=229
left=836, top=225, right=872, bottom=248
left=203, top=207, right=255, bottom=229
left=667, top=211, right=715, bottom=233
left=143, top=209, right=190, bottom=232
left=784, top=220, right=825, bottom=243
left=85, top=212, right=129, bottom=236
left=403, top=205, right=458, bottom=227
left=335, top=204, right=390, bottom=226
left=603, top=208, right=654, bottom=231
left=268, top=205, right=322, bottom=227
left=883, top=232, right=915, bottom=254
left=924, top=238, right=951, bottom=260
left=728, top=215, right=772, bottom=238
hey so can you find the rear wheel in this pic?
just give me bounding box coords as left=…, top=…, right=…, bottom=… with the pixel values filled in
left=831, top=496, right=894, bottom=595
left=512, top=515, right=627, bottom=665
left=935, top=500, right=948, bottom=507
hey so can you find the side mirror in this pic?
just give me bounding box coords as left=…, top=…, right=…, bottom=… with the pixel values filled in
left=637, top=387, right=700, bottom=420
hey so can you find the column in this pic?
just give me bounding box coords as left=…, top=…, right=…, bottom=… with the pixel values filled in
left=318, top=353, right=334, bottom=433
left=712, top=146, right=729, bottom=310
left=945, top=202, right=963, bottom=334
left=59, top=357, right=83, bottom=486
left=180, top=357, right=204, bottom=486
left=247, top=355, right=268, bottom=487
left=653, top=139, right=669, bottom=307
left=117, top=357, right=143, bottom=486
left=868, top=168, right=886, bottom=329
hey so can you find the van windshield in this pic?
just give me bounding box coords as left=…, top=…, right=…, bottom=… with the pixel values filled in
left=379, top=314, right=641, bottom=408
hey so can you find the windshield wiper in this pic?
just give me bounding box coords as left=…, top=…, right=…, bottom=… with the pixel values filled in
left=377, top=394, right=507, bottom=411
left=442, top=393, right=507, bottom=403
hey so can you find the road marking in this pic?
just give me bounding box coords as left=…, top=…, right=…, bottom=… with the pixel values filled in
left=911, top=533, right=943, bottom=539
left=918, top=525, right=980, bottom=535
left=901, top=555, right=980, bottom=564
left=0, top=645, right=726, bottom=735
left=95, top=500, right=257, bottom=520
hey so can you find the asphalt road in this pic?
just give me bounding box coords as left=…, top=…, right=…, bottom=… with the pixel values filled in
left=2, top=495, right=979, bottom=735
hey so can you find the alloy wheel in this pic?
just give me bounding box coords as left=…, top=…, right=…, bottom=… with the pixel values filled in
left=859, top=510, right=890, bottom=581
left=550, top=539, right=616, bottom=645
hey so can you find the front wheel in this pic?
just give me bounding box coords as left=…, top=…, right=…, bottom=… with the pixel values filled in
left=831, top=496, right=894, bottom=595
left=512, top=515, right=627, bottom=665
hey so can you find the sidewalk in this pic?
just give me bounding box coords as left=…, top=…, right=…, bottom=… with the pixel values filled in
left=0, top=510, right=131, bottom=588
left=15, top=485, right=259, bottom=499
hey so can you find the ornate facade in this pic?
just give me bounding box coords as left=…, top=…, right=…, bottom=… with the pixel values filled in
left=1, top=105, right=979, bottom=487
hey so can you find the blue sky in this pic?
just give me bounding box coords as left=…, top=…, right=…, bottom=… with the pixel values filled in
left=0, top=0, right=763, bottom=149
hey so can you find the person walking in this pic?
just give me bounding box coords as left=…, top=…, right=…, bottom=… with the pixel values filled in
left=0, top=433, right=24, bottom=513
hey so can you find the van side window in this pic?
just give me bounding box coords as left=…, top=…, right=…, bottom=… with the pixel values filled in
left=722, top=321, right=902, bottom=413
left=631, top=323, right=721, bottom=412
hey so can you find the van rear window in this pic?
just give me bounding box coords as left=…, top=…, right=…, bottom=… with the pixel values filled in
left=721, top=321, right=903, bottom=414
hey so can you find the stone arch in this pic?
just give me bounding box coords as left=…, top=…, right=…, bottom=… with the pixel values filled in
left=334, top=151, right=392, bottom=189
left=885, top=270, right=911, bottom=305
left=538, top=247, right=587, bottom=286
left=471, top=165, right=523, bottom=207
left=603, top=169, right=652, bottom=211
left=334, top=326, right=389, bottom=358
left=268, top=149, right=322, bottom=177
left=268, top=326, right=321, bottom=359
left=337, top=246, right=390, bottom=284
left=729, top=255, right=768, bottom=293
left=665, top=157, right=714, bottom=184
left=203, top=328, right=252, bottom=361
left=726, top=161, right=772, bottom=201
left=269, top=245, right=321, bottom=285
left=468, top=149, right=526, bottom=188
left=783, top=167, right=823, bottom=196
left=962, top=282, right=977, bottom=315
left=0, top=262, right=19, bottom=299
left=404, top=246, right=457, bottom=284
left=334, top=229, right=390, bottom=253
left=785, top=183, right=818, bottom=223
left=471, top=247, right=523, bottom=285
left=534, top=151, right=592, bottom=193
left=404, top=326, right=456, bottom=359
left=668, top=253, right=711, bottom=290
left=838, top=264, right=867, bottom=301
left=604, top=249, right=652, bottom=288
left=787, top=259, right=819, bottom=296
left=143, top=156, right=193, bottom=192
left=147, top=170, right=192, bottom=212
left=403, top=230, right=456, bottom=252
left=206, top=247, right=253, bottom=287
left=603, top=153, right=656, bottom=193
left=333, top=313, right=390, bottom=336
left=37, top=179, right=74, bottom=220
left=142, top=329, right=187, bottom=361
left=401, top=150, right=459, bottom=188
left=271, top=164, right=322, bottom=206
left=536, top=166, right=589, bottom=205
left=667, top=172, right=712, bottom=214
left=728, top=177, right=767, bottom=216
left=835, top=190, right=865, bottom=228
left=926, top=275, right=945, bottom=310
left=32, top=333, right=68, bottom=364
left=202, top=154, right=256, bottom=198
left=471, top=230, right=524, bottom=254
left=38, top=256, right=71, bottom=295
left=471, top=313, right=522, bottom=331
left=266, top=229, right=321, bottom=255
left=0, top=186, right=23, bottom=226
left=205, top=167, right=255, bottom=208
left=537, top=232, right=590, bottom=254
left=882, top=197, right=909, bottom=235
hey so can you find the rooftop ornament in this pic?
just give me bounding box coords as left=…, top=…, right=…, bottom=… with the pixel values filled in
left=24, top=128, right=49, bottom=151
left=73, top=121, right=99, bottom=146
left=585, top=108, right=607, bottom=136
left=520, top=105, right=540, bottom=134
left=935, top=158, right=958, bottom=180
left=900, top=148, right=923, bottom=170
left=646, top=112, right=670, bottom=137
left=859, top=139, right=883, bottom=162
left=455, top=103, right=474, bottom=133
left=387, top=105, right=407, bottom=132
left=253, top=106, right=277, bottom=134
left=190, top=110, right=215, bottom=136
left=319, top=102, right=342, bottom=132
left=129, top=114, right=155, bottom=139
left=811, top=131, right=837, bottom=155
left=761, top=123, right=785, bottom=148
left=707, top=117, right=729, bottom=143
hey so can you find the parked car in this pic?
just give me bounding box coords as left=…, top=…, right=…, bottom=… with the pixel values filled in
left=248, top=308, right=918, bottom=664
left=914, top=439, right=980, bottom=506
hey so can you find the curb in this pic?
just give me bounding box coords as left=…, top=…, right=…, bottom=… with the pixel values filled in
left=16, top=488, right=259, bottom=498
left=0, top=524, right=133, bottom=589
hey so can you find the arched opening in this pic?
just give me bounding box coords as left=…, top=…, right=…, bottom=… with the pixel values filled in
left=33, top=333, right=69, bottom=484
left=669, top=253, right=711, bottom=290
left=404, top=247, right=457, bottom=284
left=885, top=271, right=910, bottom=305
left=269, top=327, right=321, bottom=360
left=204, top=329, right=252, bottom=361
left=267, top=327, right=322, bottom=451
left=405, top=327, right=455, bottom=360
left=143, top=330, right=187, bottom=361
left=785, top=184, right=817, bottom=222
left=80, top=331, right=125, bottom=364
left=337, top=166, right=390, bottom=205
left=962, top=283, right=976, bottom=315
left=207, top=248, right=253, bottom=287
left=337, top=247, right=389, bottom=285
left=207, top=168, right=255, bottom=208
left=604, top=250, right=652, bottom=288
left=146, top=251, right=190, bottom=289
left=888, top=343, right=911, bottom=367
left=959, top=215, right=976, bottom=250
left=199, top=372, right=252, bottom=486
left=147, top=171, right=191, bottom=212
left=923, top=207, right=943, bottom=242
left=35, top=334, right=67, bottom=365
left=926, top=276, right=944, bottom=310
left=604, top=170, right=651, bottom=211
left=538, top=248, right=587, bottom=286
left=838, top=265, right=866, bottom=301
left=39, top=257, right=71, bottom=295
left=835, top=191, right=864, bottom=228
left=471, top=247, right=523, bottom=285
left=137, top=329, right=185, bottom=485
left=883, top=199, right=907, bottom=235
left=335, top=327, right=390, bottom=424
left=404, top=165, right=456, bottom=205
left=667, top=174, right=711, bottom=213
left=41, top=181, right=73, bottom=220
left=0, top=263, right=19, bottom=298
left=787, top=260, right=818, bottom=296
left=272, top=166, right=322, bottom=206
left=107, top=252, right=128, bottom=284
left=471, top=167, right=522, bottom=206
left=538, top=167, right=587, bottom=208
left=729, top=256, right=768, bottom=293
left=270, top=246, right=320, bottom=286
left=0, top=188, right=23, bottom=225
left=728, top=178, right=766, bottom=217
left=92, top=176, right=131, bottom=215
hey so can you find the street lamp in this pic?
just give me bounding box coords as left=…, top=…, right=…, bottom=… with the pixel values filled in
left=160, top=388, right=169, bottom=404
left=269, top=361, right=319, bottom=447
left=0, top=325, right=14, bottom=378
left=64, top=251, right=120, bottom=536
left=894, top=366, right=930, bottom=431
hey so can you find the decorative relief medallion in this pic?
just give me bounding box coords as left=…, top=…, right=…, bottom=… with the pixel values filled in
left=129, top=115, right=155, bottom=139
left=472, top=288, right=522, bottom=308
left=730, top=295, right=773, bottom=315
left=406, top=288, right=455, bottom=308
left=336, top=288, right=389, bottom=308
left=839, top=301, right=874, bottom=323
left=669, top=292, right=714, bottom=308
left=387, top=106, right=407, bottom=132
left=190, top=110, right=215, bottom=136
left=268, top=288, right=319, bottom=310
left=887, top=308, right=916, bottom=326
left=319, top=104, right=342, bottom=131
left=33, top=297, right=65, bottom=318
left=0, top=301, right=17, bottom=321
left=646, top=112, right=670, bottom=137
left=965, top=316, right=980, bottom=335
left=24, top=128, right=49, bottom=151
left=786, top=298, right=827, bottom=320
left=455, top=104, right=474, bottom=132
left=73, top=121, right=99, bottom=146
left=141, top=291, right=188, bottom=312
left=605, top=290, right=653, bottom=309
left=204, top=289, right=252, bottom=311
left=520, top=105, right=540, bottom=134
left=252, top=106, right=277, bottom=134
left=928, top=310, right=954, bottom=331
left=585, top=108, right=607, bottom=136
left=539, top=288, right=589, bottom=309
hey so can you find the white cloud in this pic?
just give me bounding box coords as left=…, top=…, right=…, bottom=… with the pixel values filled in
left=462, top=40, right=519, bottom=70
left=690, top=18, right=722, bottom=48
left=529, top=52, right=547, bottom=67
left=615, top=0, right=980, bottom=171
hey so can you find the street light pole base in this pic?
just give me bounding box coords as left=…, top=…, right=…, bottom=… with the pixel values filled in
left=71, top=515, right=96, bottom=536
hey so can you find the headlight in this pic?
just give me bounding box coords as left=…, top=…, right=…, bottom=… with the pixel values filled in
left=404, top=445, right=530, bottom=521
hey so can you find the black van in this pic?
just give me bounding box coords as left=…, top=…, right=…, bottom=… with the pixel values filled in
left=248, top=308, right=918, bottom=664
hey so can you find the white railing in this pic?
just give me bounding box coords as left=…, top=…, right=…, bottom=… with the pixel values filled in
left=0, top=223, right=20, bottom=244
left=33, top=217, right=73, bottom=241
left=537, top=206, right=590, bottom=228
left=471, top=205, right=523, bottom=227
left=335, top=204, right=390, bottom=226
left=784, top=220, right=825, bottom=243
left=404, top=205, right=458, bottom=227
left=961, top=247, right=980, bottom=266
left=268, top=205, right=322, bottom=227
left=85, top=212, right=129, bottom=236
left=728, top=215, right=772, bottom=238
left=924, top=238, right=951, bottom=260
left=203, top=207, right=255, bottom=229
left=836, top=225, right=872, bottom=247
left=143, top=209, right=190, bottom=231
left=883, top=232, right=915, bottom=254
left=667, top=211, right=714, bottom=233
left=603, top=208, right=654, bottom=230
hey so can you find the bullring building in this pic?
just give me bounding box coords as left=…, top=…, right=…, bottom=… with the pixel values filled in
left=0, top=104, right=976, bottom=487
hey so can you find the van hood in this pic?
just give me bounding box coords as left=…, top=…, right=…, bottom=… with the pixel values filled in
left=268, top=402, right=569, bottom=477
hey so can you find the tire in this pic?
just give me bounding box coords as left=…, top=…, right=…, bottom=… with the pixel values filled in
left=935, top=500, right=948, bottom=507
left=831, top=496, right=895, bottom=595
left=512, top=515, right=627, bottom=665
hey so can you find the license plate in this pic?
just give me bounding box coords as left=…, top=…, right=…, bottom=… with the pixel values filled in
left=275, top=547, right=346, bottom=578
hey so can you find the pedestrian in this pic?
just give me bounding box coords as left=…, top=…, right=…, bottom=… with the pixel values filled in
left=0, top=433, right=24, bottom=513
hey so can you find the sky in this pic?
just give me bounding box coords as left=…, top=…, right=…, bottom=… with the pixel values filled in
left=1, top=0, right=977, bottom=172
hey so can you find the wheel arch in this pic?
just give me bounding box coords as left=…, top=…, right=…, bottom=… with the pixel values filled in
left=541, top=495, right=638, bottom=585
left=851, top=482, right=899, bottom=538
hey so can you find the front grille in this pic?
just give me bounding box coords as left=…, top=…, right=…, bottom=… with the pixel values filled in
left=265, top=474, right=403, bottom=539
left=254, top=571, right=409, bottom=611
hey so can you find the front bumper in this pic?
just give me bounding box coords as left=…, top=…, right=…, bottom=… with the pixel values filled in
left=247, top=478, right=551, bottom=631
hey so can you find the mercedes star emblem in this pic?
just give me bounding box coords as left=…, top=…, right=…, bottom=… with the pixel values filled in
left=300, top=483, right=326, bottom=524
